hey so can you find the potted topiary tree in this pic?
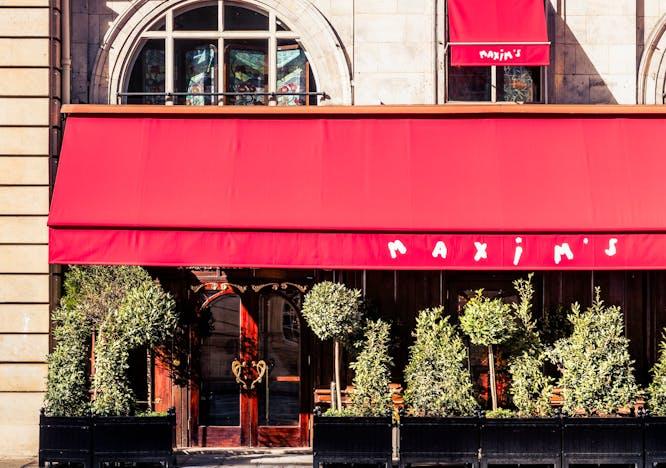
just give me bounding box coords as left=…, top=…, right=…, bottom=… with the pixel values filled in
left=313, top=319, right=393, bottom=468
left=40, top=266, right=178, bottom=468
left=399, top=307, right=479, bottom=468
left=302, top=281, right=362, bottom=410
left=480, top=274, right=560, bottom=467
left=551, top=287, right=642, bottom=467
left=644, top=330, right=666, bottom=466
left=459, top=290, right=516, bottom=413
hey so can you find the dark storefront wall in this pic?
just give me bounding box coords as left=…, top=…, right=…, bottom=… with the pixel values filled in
left=150, top=267, right=666, bottom=447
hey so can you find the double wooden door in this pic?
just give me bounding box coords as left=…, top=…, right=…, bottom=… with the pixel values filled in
left=197, top=285, right=307, bottom=446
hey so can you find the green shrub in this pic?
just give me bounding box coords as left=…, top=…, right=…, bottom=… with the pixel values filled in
left=44, top=302, right=92, bottom=416
left=485, top=408, right=515, bottom=418
left=508, top=274, right=553, bottom=417
left=92, top=280, right=177, bottom=416
left=404, top=307, right=477, bottom=417
left=647, top=330, right=666, bottom=415
left=551, top=288, right=637, bottom=415
left=348, top=319, right=393, bottom=417
left=44, top=266, right=178, bottom=417
left=460, top=291, right=515, bottom=410
left=302, top=282, right=363, bottom=410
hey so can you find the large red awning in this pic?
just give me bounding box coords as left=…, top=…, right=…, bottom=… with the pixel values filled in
left=448, top=0, right=550, bottom=66
left=49, top=105, right=666, bottom=270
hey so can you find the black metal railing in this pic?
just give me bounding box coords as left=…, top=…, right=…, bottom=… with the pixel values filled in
left=116, top=91, right=328, bottom=104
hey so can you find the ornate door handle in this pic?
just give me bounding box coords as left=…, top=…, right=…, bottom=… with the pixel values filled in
left=231, top=358, right=248, bottom=390
left=250, top=360, right=267, bottom=389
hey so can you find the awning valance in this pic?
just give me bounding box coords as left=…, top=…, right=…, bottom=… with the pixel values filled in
left=49, top=105, right=666, bottom=270
left=447, top=0, right=550, bottom=66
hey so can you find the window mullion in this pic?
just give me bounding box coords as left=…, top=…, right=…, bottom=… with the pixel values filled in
left=218, top=0, right=224, bottom=105
left=165, top=10, right=174, bottom=105
left=491, top=65, right=497, bottom=102
left=268, top=10, right=277, bottom=106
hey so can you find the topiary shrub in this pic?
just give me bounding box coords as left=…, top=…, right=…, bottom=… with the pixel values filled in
left=404, top=307, right=477, bottom=417
left=44, top=266, right=178, bottom=417
left=347, top=319, right=393, bottom=417
left=508, top=274, right=553, bottom=417
left=551, top=287, right=638, bottom=415
left=92, top=280, right=177, bottom=416
left=44, top=273, right=93, bottom=417
left=647, top=330, right=666, bottom=415
left=302, top=281, right=363, bottom=410
left=460, top=291, right=515, bottom=411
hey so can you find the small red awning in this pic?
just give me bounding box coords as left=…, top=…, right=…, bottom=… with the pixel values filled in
left=49, top=105, right=666, bottom=270
left=448, top=0, right=550, bottom=66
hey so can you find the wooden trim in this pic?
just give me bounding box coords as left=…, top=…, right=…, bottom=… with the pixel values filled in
left=62, top=103, right=666, bottom=116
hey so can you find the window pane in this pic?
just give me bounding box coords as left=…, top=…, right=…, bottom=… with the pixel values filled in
left=200, top=294, right=241, bottom=426
left=225, top=39, right=268, bottom=105
left=174, top=40, right=217, bottom=105
left=224, top=4, right=269, bottom=31
left=174, top=5, right=217, bottom=30
left=447, top=65, right=491, bottom=101
left=126, top=39, right=165, bottom=104
left=277, top=40, right=310, bottom=106
left=497, top=66, right=541, bottom=103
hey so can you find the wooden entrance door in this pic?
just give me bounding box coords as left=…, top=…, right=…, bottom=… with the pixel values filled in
left=197, top=285, right=306, bottom=447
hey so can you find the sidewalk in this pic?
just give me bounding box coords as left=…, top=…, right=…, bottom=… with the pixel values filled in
left=0, top=448, right=313, bottom=468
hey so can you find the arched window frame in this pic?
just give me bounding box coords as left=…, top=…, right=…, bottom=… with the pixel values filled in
left=117, top=0, right=324, bottom=105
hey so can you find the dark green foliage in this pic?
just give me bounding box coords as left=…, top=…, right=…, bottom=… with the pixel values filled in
left=404, top=307, right=477, bottom=417
left=348, top=319, right=393, bottom=417
left=551, top=288, right=637, bottom=415
left=460, top=291, right=515, bottom=347
left=648, top=330, right=666, bottom=415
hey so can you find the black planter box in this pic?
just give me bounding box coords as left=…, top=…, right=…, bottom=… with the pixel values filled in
left=480, top=417, right=561, bottom=467
left=399, top=416, right=479, bottom=468
left=562, top=417, right=643, bottom=467
left=313, top=415, right=393, bottom=467
left=39, top=413, right=93, bottom=467
left=644, top=416, right=666, bottom=467
left=92, top=410, right=176, bottom=467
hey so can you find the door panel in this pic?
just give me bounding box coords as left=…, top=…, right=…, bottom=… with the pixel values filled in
left=197, top=285, right=306, bottom=447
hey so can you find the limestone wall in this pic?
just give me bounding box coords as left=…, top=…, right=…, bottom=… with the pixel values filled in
left=0, top=0, right=52, bottom=457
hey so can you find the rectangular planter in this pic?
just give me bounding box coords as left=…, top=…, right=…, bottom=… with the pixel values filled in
left=312, top=415, right=393, bottom=468
left=39, top=413, right=93, bottom=467
left=562, top=417, right=643, bottom=467
left=92, top=410, right=176, bottom=467
left=644, top=416, right=666, bottom=467
left=399, top=416, right=479, bottom=468
left=480, top=417, right=561, bottom=467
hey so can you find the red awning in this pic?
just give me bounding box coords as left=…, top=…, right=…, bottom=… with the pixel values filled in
left=447, top=0, right=550, bottom=66
left=49, top=106, right=666, bottom=270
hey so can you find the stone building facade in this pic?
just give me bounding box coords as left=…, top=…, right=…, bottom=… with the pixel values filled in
left=1, top=0, right=666, bottom=457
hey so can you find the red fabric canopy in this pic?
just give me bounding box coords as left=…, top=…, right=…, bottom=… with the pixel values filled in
left=49, top=109, right=666, bottom=269
left=448, top=0, right=550, bottom=66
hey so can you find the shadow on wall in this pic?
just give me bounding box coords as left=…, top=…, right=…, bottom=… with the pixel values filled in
left=71, top=0, right=116, bottom=104
left=548, top=0, right=618, bottom=104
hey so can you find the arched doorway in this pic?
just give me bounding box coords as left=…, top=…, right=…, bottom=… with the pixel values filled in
left=197, top=284, right=306, bottom=447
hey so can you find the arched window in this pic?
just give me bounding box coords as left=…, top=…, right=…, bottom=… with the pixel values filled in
left=121, top=1, right=319, bottom=106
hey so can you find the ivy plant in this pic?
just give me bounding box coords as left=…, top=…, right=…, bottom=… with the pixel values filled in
left=348, top=319, right=393, bottom=417
left=302, top=281, right=363, bottom=410
left=404, top=307, right=477, bottom=417
left=460, top=291, right=515, bottom=411
left=551, top=288, right=638, bottom=415
left=647, top=330, right=666, bottom=415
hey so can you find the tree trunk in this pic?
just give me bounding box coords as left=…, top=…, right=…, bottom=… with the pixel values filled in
left=488, top=344, right=498, bottom=411
left=334, top=339, right=342, bottom=410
